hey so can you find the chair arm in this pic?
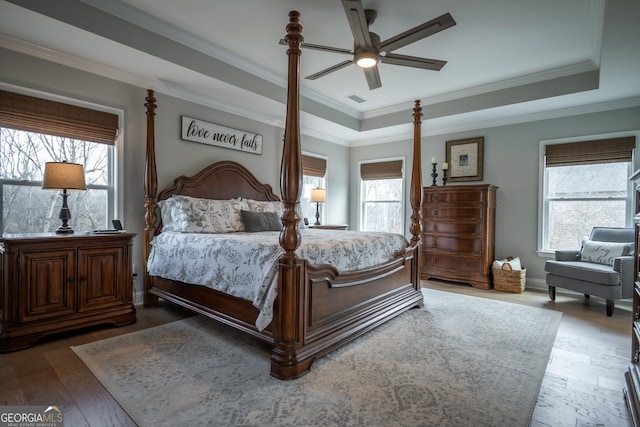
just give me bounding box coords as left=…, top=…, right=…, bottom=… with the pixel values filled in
left=614, top=256, right=635, bottom=295
left=555, top=250, right=580, bottom=261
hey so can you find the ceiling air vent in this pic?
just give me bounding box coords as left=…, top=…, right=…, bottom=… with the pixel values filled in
left=347, top=95, right=366, bottom=103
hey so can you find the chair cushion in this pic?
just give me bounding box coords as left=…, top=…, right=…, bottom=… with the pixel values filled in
left=544, top=260, right=620, bottom=286
left=580, top=239, right=631, bottom=265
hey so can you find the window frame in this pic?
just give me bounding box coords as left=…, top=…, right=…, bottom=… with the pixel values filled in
left=537, top=132, right=638, bottom=257
left=0, top=84, right=123, bottom=233
left=358, top=156, right=406, bottom=234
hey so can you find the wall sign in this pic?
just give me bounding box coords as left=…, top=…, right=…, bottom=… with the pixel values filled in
left=181, top=116, right=262, bottom=155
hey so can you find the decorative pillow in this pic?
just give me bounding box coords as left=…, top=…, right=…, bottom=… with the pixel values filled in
left=240, top=210, right=283, bottom=232
left=246, top=199, right=307, bottom=228
left=246, top=199, right=285, bottom=216
left=580, top=239, right=632, bottom=265
left=158, top=197, right=176, bottom=231
left=171, top=195, right=248, bottom=233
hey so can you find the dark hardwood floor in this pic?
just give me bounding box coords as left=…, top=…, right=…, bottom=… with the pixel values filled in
left=0, top=281, right=634, bottom=426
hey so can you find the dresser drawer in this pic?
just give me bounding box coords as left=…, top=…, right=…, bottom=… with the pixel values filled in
left=423, top=207, right=483, bottom=220
left=423, top=235, right=482, bottom=253
left=423, top=251, right=483, bottom=273
left=423, top=189, right=485, bottom=204
left=423, top=221, right=482, bottom=235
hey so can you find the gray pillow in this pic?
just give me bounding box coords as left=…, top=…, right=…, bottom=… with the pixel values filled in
left=240, top=210, right=282, bottom=232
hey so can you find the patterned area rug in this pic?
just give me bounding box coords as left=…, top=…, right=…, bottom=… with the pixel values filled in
left=72, top=288, right=562, bottom=427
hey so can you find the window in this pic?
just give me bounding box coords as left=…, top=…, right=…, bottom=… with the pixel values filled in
left=540, top=136, right=635, bottom=252
left=360, top=158, right=404, bottom=234
left=300, top=154, right=326, bottom=224
left=0, top=89, right=119, bottom=234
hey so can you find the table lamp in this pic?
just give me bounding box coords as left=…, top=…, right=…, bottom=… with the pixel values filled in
left=42, top=161, right=87, bottom=234
left=310, top=188, right=326, bottom=226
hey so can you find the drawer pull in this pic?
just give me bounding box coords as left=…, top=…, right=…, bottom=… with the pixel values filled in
left=432, top=225, right=438, bottom=230
left=432, top=210, right=438, bottom=216
left=433, top=195, right=438, bottom=201
left=636, top=307, right=640, bottom=320
left=466, top=210, right=472, bottom=216
left=465, top=243, right=471, bottom=248
left=431, top=258, right=437, bottom=263
left=465, top=225, right=472, bottom=231
left=432, top=241, right=437, bottom=247
left=635, top=350, right=640, bottom=363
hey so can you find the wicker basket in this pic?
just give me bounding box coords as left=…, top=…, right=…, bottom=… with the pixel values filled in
left=492, top=258, right=526, bottom=293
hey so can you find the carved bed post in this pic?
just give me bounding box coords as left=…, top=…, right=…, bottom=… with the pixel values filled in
left=410, top=100, right=423, bottom=247
left=271, top=10, right=307, bottom=380
left=409, top=100, right=423, bottom=289
left=143, top=89, right=159, bottom=307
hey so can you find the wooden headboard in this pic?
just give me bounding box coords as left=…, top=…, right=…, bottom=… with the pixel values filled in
left=157, top=160, right=280, bottom=202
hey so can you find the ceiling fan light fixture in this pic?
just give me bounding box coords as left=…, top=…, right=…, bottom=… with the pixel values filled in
left=355, top=51, right=379, bottom=68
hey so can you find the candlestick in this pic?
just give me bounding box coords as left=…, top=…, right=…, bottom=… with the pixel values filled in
left=442, top=167, right=448, bottom=186
left=431, top=162, right=438, bottom=186
left=431, top=157, right=437, bottom=164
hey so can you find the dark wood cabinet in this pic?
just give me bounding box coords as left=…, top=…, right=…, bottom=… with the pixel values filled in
left=625, top=170, right=640, bottom=425
left=420, top=184, right=497, bottom=289
left=0, top=233, right=136, bottom=352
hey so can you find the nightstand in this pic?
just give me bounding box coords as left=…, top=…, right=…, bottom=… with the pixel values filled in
left=0, top=232, right=137, bottom=352
left=309, top=224, right=349, bottom=230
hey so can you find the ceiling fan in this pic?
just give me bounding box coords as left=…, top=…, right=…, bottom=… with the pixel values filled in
left=282, top=0, right=456, bottom=90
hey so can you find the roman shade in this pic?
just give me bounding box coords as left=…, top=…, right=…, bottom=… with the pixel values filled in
left=0, top=90, right=119, bottom=145
left=302, top=155, right=327, bottom=177
left=360, top=160, right=403, bottom=180
left=545, top=136, right=635, bottom=167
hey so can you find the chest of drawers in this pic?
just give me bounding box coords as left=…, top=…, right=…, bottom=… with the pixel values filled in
left=420, top=184, right=497, bottom=289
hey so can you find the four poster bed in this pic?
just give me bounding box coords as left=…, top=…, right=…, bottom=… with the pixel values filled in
left=143, top=11, right=425, bottom=380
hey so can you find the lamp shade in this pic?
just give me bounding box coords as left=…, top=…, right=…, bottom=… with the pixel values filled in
left=310, top=188, right=326, bottom=203
left=42, top=161, right=86, bottom=191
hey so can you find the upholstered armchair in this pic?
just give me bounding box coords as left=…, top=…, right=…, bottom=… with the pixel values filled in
left=544, top=227, right=635, bottom=316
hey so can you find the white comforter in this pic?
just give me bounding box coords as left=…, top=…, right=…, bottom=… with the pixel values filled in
left=147, top=229, right=408, bottom=330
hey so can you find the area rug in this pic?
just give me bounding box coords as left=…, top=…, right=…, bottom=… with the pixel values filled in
left=71, top=288, right=562, bottom=427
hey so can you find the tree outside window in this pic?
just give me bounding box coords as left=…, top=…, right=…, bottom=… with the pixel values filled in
left=1, top=127, right=112, bottom=233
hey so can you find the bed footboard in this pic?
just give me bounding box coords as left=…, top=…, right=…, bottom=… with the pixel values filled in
left=270, top=245, right=423, bottom=380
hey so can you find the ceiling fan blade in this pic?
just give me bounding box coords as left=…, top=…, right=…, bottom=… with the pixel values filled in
left=305, top=60, right=354, bottom=80
left=279, top=39, right=353, bottom=55
left=380, top=12, right=456, bottom=53
left=381, top=53, right=447, bottom=71
left=342, top=0, right=372, bottom=49
left=363, top=66, right=382, bottom=90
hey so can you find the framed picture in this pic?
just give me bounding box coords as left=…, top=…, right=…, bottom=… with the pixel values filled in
left=445, top=137, right=484, bottom=182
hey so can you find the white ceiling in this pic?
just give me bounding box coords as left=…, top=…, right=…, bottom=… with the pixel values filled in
left=1, top=0, right=639, bottom=146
